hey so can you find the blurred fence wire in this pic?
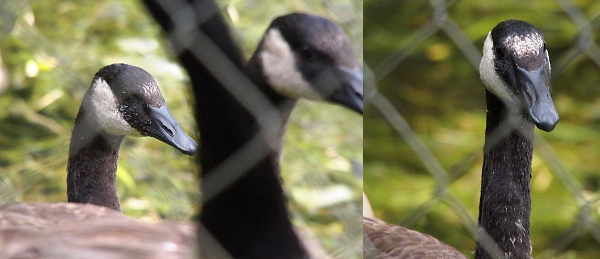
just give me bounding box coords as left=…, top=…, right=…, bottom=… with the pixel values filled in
left=365, top=0, right=600, bottom=258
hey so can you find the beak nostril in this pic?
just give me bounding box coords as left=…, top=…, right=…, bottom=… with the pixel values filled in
left=161, top=123, right=174, bottom=137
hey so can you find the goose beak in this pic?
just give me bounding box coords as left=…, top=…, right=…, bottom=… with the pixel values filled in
left=143, top=105, right=198, bottom=155
left=517, top=65, right=559, bottom=132
left=327, top=65, right=364, bottom=114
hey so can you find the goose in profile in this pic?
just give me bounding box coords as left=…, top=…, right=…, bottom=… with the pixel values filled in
left=363, top=20, right=558, bottom=259
left=245, top=13, right=363, bottom=116
left=143, top=2, right=362, bottom=257
left=66, top=63, right=198, bottom=211
left=0, top=64, right=198, bottom=258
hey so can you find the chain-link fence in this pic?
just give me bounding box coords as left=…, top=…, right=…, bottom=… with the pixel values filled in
left=365, top=0, right=600, bottom=258
left=0, top=0, right=362, bottom=258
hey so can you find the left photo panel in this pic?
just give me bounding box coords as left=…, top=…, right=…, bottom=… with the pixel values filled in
left=0, top=0, right=363, bottom=258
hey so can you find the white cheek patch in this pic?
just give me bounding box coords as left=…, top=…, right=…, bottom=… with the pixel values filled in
left=480, top=33, right=514, bottom=102
left=545, top=49, right=551, bottom=73
left=260, top=28, right=323, bottom=100
left=83, top=78, right=141, bottom=136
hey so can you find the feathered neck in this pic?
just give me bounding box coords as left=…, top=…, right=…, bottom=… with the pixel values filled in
left=196, top=41, right=306, bottom=259
left=67, top=107, right=123, bottom=211
left=475, top=91, right=533, bottom=259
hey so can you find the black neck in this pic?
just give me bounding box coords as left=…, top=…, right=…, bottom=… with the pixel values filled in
left=475, top=91, right=533, bottom=259
left=67, top=108, right=124, bottom=211
left=198, top=55, right=302, bottom=259
left=246, top=50, right=298, bottom=160
left=141, top=1, right=307, bottom=258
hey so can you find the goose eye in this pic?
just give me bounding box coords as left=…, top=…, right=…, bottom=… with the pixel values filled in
left=300, top=45, right=315, bottom=60
left=494, top=45, right=505, bottom=59
left=120, top=91, right=132, bottom=102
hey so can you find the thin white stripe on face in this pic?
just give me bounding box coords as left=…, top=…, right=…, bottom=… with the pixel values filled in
left=83, top=78, right=140, bottom=136
left=260, top=28, right=323, bottom=100
left=545, top=49, right=551, bottom=74
left=480, top=32, right=513, bottom=102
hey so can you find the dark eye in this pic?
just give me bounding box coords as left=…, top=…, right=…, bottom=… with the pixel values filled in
left=494, top=45, right=505, bottom=59
left=120, top=91, right=132, bottom=102
left=300, top=45, right=315, bottom=60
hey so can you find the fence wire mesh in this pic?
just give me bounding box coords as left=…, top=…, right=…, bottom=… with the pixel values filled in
left=0, top=0, right=362, bottom=258
left=364, top=0, right=600, bottom=258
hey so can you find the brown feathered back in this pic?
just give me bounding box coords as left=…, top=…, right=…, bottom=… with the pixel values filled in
left=363, top=217, right=467, bottom=259
left=0, top=203, right=196, bottom=259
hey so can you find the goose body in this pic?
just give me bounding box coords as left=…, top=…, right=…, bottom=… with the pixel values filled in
left=363, top=20, right=558, bottom=259
left=362, top=191, right=466, bottom=259
left=364, top=217, right=466, bottom=259
left=0, top=203, right=195, bottom=259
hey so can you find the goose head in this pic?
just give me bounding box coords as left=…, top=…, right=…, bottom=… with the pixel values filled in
left=82, top=63, right=198, bottom=155
left=480, top=20, right=559, bottom=132
left=255, top=13, right=363, bottom=114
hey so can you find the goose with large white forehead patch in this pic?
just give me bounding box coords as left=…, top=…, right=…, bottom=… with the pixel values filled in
left=479, top=20, right=558, bottom=131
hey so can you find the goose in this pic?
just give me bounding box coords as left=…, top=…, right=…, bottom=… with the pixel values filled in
left=66, top=63, right=198, bottom=211
left=245, top=12, right=363, bottom=116
left=142, top=2, right=362, bottom=258
left=475, top=19, right=558, bottom=258
left=363, top=20, right=558, bottom=259
left=201, top=12, right=362, bottom=258
left=2, top=63, right=198, bottom=211
left=0, top=63, right=198, bottom=258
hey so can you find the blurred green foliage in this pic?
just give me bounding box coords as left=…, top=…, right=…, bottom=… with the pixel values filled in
left=365, top=0, right=600, bottom=258
left=0, top=0, right=362, bottom=258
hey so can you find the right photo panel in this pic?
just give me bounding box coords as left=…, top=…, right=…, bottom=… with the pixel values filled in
left=363, top=1, right=600, bottom=258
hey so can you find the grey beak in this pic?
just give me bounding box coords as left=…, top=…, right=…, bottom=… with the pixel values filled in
left=327, top=65, right=363, bottom=114
left=517, top=65, right=559, bottom=132
left=143, top=105, right=198, bottom=155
